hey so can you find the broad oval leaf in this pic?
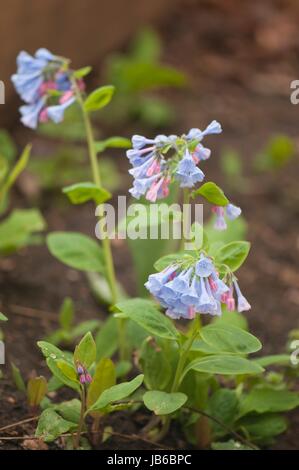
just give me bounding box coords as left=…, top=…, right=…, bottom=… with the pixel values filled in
left=143, top=391, right=187, bottom=415
left=239, top=388, right=299, bottom=417
left=84, top=85, right=115, bottom=112
left=139, top=338, right=172, bottom=390
left=87, top=358, right=116, bottom=413
left=87, top=374, right=144, bottom=413
left=153, top=252, right=195, bottom=272
left=46, top=357, right=80, bottom=391
left=185, top=355, right=264, bottom=377
left=37, top=341, right=69, bottom=362
left=237, top=413, right=287, bottom=441
left=200, top=324, right=261, bottom=355
left=56, top=359, right=78, bottom=382
left=35, top=408, right=77, bottom=442
left=0, top=312, right=7, bottom=321
left=63, top=182, right=111, bottom=205
left=47, top=232, right=104, bottom=273
left=192, top=182, right=229, bottom=206
left=115, top=298, right=179, bottom=341
left=215, top=241, right=250, bottom=272
left=74, top=332, right=96, bottom=369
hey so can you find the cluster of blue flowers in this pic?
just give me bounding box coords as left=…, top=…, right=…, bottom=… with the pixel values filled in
left=127, top=121, right=222, bottom=202
left=11, top=48, right=83, bottom=129
left=145, top=254, right=250, bottom=319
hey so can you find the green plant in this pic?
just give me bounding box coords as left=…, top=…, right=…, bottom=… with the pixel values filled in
left=36, top=333, right=143, bottom=449
left=104, top=28, right=187, bottom=127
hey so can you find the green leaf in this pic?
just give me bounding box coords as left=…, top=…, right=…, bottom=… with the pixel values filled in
left=84, top=85, right=115, bottom=112
left=56, top=359, right=78, bottom=382
left=74, top=332, right=96, bottom=369
left=207, top=389, right=239, bottom=438
left=87, top=374, right=144, bottom=413
left=3, top=144, right=31, bottom=193
left=46, top=357, right=79, bottom=391
left=143, top=391, right=187, bottom=415
left=37, top=341, right=69, bottom=362
left=154, top=252, right=195, bottom=272
left=237, top=414, right=287, bottom=442
left=53, top=399, right=81, bottom=424
left=63, top=182, right=111, bottom=205
left=200, top=324, right=261, bottom=355
left=215, top=241, right=250, bottom=272
left=11, top=362, right=26, bottom=392
left=0, top=313, right=7, bottom=321
left=211, top=440, right=253, bottom=450
left=95, top=315, right=118, bottom=361
left=115, top=298, right=179, bottom=341
left=87, top=358, right=116, bottom=413
left=139, top=338, right=172, bottom=390
left=185, top=355, right=264, bottom=377
left=212, top=309, right=248, bottom=331
left=0, top=155, right=8, bottom=184
left=70, top=320, right=100, bottom=340
left=192, top=182, right=229, bottom=206
left=35, top=408, right=77, bottom=442
left=47, top=232, right=104, bottom=273
left=239, top=388, right=299, bottom=417
left=94, top=137, right=131, bottom=153
left=59, top=297, right=74, bottom=331
left=0, top=129, right=17, bottom=162
left=253, top=355, right=291, bottom=367
left=115, top=361, right=132, bottom=378
left=27, top=376, right=47, bottom=407
left=107, top=60, right=186, bottom=93
left=255, top=135, right=295, bottom=171
left=73, top=66, right=92, bottom=79
left=131, top=28, right=161, bottom=62
left=0, top=209, right=46, bottom=255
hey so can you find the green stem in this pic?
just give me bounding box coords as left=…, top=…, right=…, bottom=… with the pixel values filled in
left=73, top=80, right=126, bottom=360
left=155, top=322, right=200, bottom=441
left=180, top=188, right=190, bottom=251
left=74, top=385, right=86, bottom=449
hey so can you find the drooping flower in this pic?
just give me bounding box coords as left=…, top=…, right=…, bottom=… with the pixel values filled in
left=175, top=149, right=205, bottom=188
left=145, top=254, right=230, bottom=319
left=19, top=97, right=46, bottom=129
left=212, top=203, right=242, bottom=231
left=127, top=121, right=222, bottom=200
left=12, top=48, right=82, bottom=129
left=11, top=49, right=54, bottom=103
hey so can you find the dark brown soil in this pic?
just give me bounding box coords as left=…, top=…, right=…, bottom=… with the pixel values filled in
left=1, top=0, right=299, bottom=450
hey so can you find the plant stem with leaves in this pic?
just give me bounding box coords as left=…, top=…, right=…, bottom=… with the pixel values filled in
left=73, top=80, right=126, bottom=360
left=74, top=384, right=86, bottom=449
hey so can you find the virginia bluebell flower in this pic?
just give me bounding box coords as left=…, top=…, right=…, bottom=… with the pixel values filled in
left=145, top=254, right=232, bottom=319
left=127, top=121, right=222, bottom=201
left=221, top=279, right=251, bottom=313
left=175, top=149, right=205, bottom=188
left=12, top=48, right=84, bottom=129
left=212, top=203, right=242, bottom=231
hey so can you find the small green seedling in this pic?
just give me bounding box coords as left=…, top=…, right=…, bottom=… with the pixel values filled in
left=11, top=363, right=47, bottom=412
left=36, top=332, right=144, bottom=449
